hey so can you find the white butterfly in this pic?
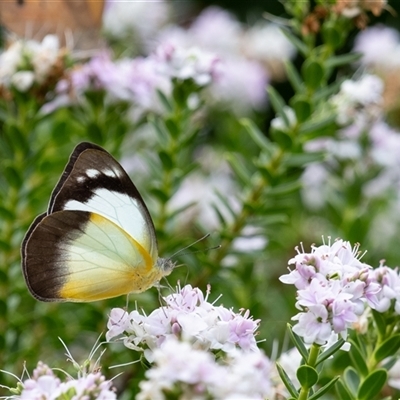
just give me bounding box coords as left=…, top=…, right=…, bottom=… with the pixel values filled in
left=22, top=142, right=174, bottom=302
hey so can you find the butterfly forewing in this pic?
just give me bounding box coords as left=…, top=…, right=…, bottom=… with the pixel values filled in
left=49, top=143, right=158, bottom=261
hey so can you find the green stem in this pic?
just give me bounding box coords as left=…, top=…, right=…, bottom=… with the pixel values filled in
left=308, top=343, right=321, bottom=367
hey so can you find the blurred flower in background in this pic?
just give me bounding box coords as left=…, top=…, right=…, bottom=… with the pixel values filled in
left=0, top=34, right=66, bottom=99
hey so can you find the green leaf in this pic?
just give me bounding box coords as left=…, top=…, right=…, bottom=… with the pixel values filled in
left=282, top=152, right=325, bottom=167
left=213, top=189, right=237, bottom=219
left=287, top=324, right=309, bottom=362
left=271, top=129, right=292, bottom=149
left=86, top=122, right=103, bottom=143
left=308, top=376, right=340, bottom=400
left=291, top=96, right=312, bottom=123
left=0, top=240, right=11, bottom=252
left=298, top=115, right=337, bottom=135
left=0, top=205, right=15, bottom=221
left=316, top=338, right=345, bottom=366
left=371, top=309, right=386, bottom=339
left=225, top=153, right=252, bottom=186
left=149, top=116, right=169, bottom=146
left=7, top=123, right=29, bottom=155
left=302, top=59, right=325, bottom=90
left=322, top=23, right=343, bottom=49
left=284, top=60, right=303, bottom=92
left=357, top=369, right=387, bottom=400
left=276, top=362, right=298, bottom=398
left=336, top=380, right=355, bottom=400
left=4, top=165, right=22, bottom=188
left=158, top=151, right=173, bottom=171
left=240, top=118, right=273, bottom=156
left=281, top=28, right=308, bottom=56
left=373, top=334, right=400, bottom=363
left=267, top=86, right=290, bottom=127
left=343, top=367, right=360, bottom=396
left=149, top=187, right=169, bottom=203
left=165, top=118, right=180, bottom=139
left=268, top=180, right=301, bottom=196
left=168, top=201, right=196, bottom=220
left=325, top=53, right=362, bottom=69
left=297, top=365, right=318, bottom=389
left=348, top=339, right=369, bottom=377
left=156, top=89, right=173, bottom=113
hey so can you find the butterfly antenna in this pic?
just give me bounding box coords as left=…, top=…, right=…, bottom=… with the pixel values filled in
left=168, top=233, right=211, bottom=260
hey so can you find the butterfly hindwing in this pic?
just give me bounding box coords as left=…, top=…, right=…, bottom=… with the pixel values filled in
left=23, top=210, right=164, bottom=302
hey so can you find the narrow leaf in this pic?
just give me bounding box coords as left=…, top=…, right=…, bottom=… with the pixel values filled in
left=213, top=189, right=237, bottom=219
left=276, top=363, right=298, bottom=398
left=325, top=52, right=362, bottom=69
left=267, top=180, right=301, bottom=196
left=298, top=115, right=337, bottom=135
left=371, top=309, right=386, bottom=339
left=308, top=376, right=340, bottom=400
left=348, top=339, right=369, bottom=377
left=287, top=324, right=309, bottom=362
left=225, top=153, right=252, bottom=186
left=281, top=28, right=308, bottom=56
left=267, top=86, right=290, bottom=127
left=373, top=334, right=400, bottom=363
left=335, top=380, right=355, bottom=400
left=316, top=338, right=345, bottom=366
left=343, top=367, right=360, bottom=396
left=149, top=116, right=169, bottom=146
left=281, top=152, right=325, bottom=167
left=156, top=89, right=173, bottom=113
left=284, top=60, right=303, bottom=92
left=240, top=118, right=272, bottom=155
left=357, top=369, right=387, bottom=400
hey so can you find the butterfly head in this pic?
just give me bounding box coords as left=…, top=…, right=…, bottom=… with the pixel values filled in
left=157, top=257, right=176, bottom=276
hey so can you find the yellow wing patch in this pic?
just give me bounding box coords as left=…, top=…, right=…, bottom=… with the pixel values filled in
left=59, top=212, right=163, bottom=302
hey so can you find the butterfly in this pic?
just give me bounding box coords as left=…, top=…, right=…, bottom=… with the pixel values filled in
left=22, top=142, right=175, bottom=302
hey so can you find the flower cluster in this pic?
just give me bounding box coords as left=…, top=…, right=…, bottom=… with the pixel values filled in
left=105, top=4, right=295, bottom=115
left=136, top=337, right=272, bottom=400
left=16, top=361, right=116, bottom=400
left=280, top=239, right=380, bottom=345
left=370, top=264, right=400, bottom=314
left=330, top=73, right=384, bottom=127
left=106, top=284, right=260, bottom=361
left=354, top=25, right=400, bottom=114
left=43, top=45, right=220, bottom=119
left=0, top=35, right=66, bottom=98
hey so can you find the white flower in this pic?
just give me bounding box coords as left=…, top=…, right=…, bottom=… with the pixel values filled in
left=244, top=23, right=295, bottom=80
left=271, top=106, right=297, bottom=131
left=107, top=284, right=260, bottom=360
left=137, top=337, right=272, bottom=400
left=103, top=0, right=171, bottom=46
left=189, top=6, right=243, bottom=56
left=11, top=71, right=35, bottom=92
left=354, top=25, right=400, bottom=69
left=280, top=239, right=380, bottom=345
left=331, top=74, right=384, bottom=126
left=0, top=41, right=23, bottom=85
left=29, top=34, right=60, bottom=83
left=207, top=56, right=268, bottom=115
